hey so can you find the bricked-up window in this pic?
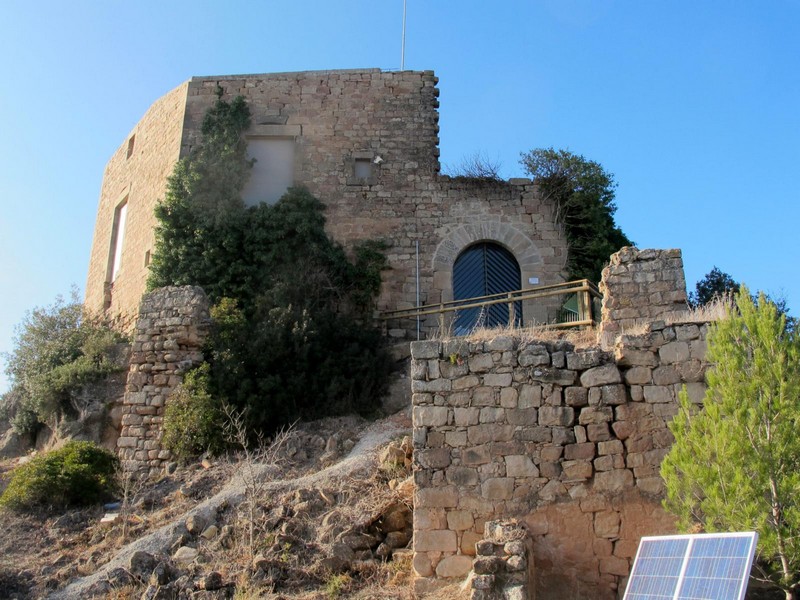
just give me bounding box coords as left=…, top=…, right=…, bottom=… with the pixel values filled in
left=108, top=200, right=128, bottom=283
left=347, top=151, right=380, bottom=185
left=241, top=138, right=295, bottom=206
left=126, top=135, right=135, bottom=159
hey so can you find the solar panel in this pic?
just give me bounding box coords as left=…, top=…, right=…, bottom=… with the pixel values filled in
left=623, top=532, right=758, bottom=600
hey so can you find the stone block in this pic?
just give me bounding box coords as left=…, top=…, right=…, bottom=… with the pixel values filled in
left=461, top=445, right=492, bottom=466
left=643, top=385, right=673, bottom=404
left=435, top=554, right=473, bottom=578
left=469, top=353, right=495, bottom=373
left=564, top=442, right=596, bottom=461
left=587, top=423, right=611, bottom=442
left=513, top=427, right=552, bottom=443
left=564, top=386, right=589, bottom=407
left=412, top=378, right=451, bottom=393
left=580, top=364, right=622, bottom=387
left=446, top=466, right=480, bottom=487
left=624, top=366, right=652, bottom=385
left=615, top=348, right=658, bottom=367
left=505, top=455, right=539, bottom=477
left=518, top=346, right=550, bottom=367
left=566, top=349, right=606, bottom=370
left=594, top=511, right=620, bottom=538
left=594, top=469, right=634, bottom=492
left=506, top=408, right=537, bottom=426
left=652, top=365, right=680, bottom=386
left=454, top=407, right=481, bottom=426
left=562, top=460, right=593, bottom=480
left=479, top=407, right=505, bottom=423
left=598, top=440, right=624, bottom=455
left=481, top=478, right=514, bottom=500
left=601, top=384, right=628, bottom=405
left=518, top=384, right=542, bottom=408
left=415, top=529, right=457, bottom=552
left=447, top=511, right=475, bottom=531
left=453, top=375, right=480, bottom=390
left=499, top=387, right=518, bottom=408
left=483, top=373, right=513, bottom=387
left=461, top=530, right=482, bottom=555
left=413, top=552, right=433, bottom=577
left=413, top=406, right=449, bottom=427
left=578, top=406, right=613, bottom=425
left=472, top=387, right=497, bottom=406
left=530, top=367, right=576, bottom=386
left=417, top=448, right=452, bottom=469
left=468, top=424, right=515, bottom=444
left=659, top=341, right=690, bottom=364
left=414, top=508, right=447, bottom=530
left=415, top=486, right=459, bottom=508
left=599, top=555, right=629, bottom=577
left=411, top=341, right=440, bottom=359
left=539, top=406, right=574, bottom=427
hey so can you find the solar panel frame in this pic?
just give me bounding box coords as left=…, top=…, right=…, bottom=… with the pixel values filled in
left=623, top=532, right=758, bottom=600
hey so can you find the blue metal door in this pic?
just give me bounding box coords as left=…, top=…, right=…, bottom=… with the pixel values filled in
left=453, top=242, right=521, bottom=334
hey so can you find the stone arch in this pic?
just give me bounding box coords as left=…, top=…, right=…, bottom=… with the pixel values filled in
left=431, top=222, right=544, bottom=304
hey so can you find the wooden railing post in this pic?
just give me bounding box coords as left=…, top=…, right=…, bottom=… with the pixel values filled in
left=438, top=303, right=445, bottom=334
left=507, top=292, right=515, bottom=326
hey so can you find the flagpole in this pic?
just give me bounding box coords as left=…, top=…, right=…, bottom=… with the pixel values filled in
left=401, top=0, right=407, bottom=70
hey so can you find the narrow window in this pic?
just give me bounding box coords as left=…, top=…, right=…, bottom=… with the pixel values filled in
left=126, top=135, right=135, bottom=159
left=144, top=250, right=151, bottom=267
left=108, top=200, right=128, bottom=283
left=241, top=138, right=295, bottom=206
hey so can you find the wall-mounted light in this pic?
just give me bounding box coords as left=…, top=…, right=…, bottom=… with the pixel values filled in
left=373, top=155, right=384, bottom=164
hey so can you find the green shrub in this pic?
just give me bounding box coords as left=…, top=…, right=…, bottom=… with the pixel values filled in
left=0, top=441, right=119, bottom=511
left=1, top=290, right=127, bottom=434
left=161, top=363, right=226, bottom=459
left=147, top=94, right=393, bottom=441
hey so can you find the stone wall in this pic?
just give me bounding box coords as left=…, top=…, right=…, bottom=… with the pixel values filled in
left=117, top=286, right=210, bottom=472
left=411, top=247, right=707, bottom=598
left=86, top=69, right=567, bottom=334
left=85, top=82, right=189, bottom=322
left=599, top=248, right=688, bottom=337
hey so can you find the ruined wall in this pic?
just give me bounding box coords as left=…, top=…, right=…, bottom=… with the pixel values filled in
left=85, top=82, right=189, bottom=321
left=117, top=286, right=209, bottom=472
left=600, top=248, right=688, bottom=337
left=86, top=69, right=567, bottom=331
left=411, top=248, right=707, bottom=599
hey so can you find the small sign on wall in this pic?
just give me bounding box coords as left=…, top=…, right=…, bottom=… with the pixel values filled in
left=528, top=277, right=539, bottom=285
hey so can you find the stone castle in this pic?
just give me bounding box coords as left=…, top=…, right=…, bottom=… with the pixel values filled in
left=85, top=68, right=568, bottom=333
left=85, top=68, right=706, bottom=599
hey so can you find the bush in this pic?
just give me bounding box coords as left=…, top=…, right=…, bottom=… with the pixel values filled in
left=1, top=290, right=126, bottom=434
left=161, top=364, right=226, bottom=459
left=0, top=441, right=119, bottom=511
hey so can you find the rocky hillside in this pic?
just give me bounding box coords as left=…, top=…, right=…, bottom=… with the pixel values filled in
left=0, top=410, right=464, bottom=600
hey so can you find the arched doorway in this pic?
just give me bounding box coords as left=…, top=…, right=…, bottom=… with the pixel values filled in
left=453, top=242, right=522, bottom=334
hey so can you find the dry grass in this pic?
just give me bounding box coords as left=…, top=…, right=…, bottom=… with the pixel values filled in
left=664, top=295, right=731, bottom=325
left=450, top=322, right=599, bottom=349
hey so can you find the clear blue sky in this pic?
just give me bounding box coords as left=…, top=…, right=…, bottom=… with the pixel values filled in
left=1, top=1, right=798, bottom=392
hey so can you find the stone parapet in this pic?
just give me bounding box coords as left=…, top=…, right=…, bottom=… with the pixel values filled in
left=117, top=286, right=210, bottom=472
left=411, top=317, right=709, bottom=598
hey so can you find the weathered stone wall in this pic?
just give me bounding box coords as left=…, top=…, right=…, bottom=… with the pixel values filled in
left=85, top=82, right=189, bottom=322
left=117, top=286, right=210, bottom=472
left=412, top=247, right=706, bottom=598
left=600, top=248, right=688, bottom=337
left=86, top=69, right=567, bottom=333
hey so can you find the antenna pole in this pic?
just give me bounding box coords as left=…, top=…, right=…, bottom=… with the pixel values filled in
left=401, top=0, right=407, bottom=70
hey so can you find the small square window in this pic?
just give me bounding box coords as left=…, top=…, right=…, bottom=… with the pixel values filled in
left=354, top=158, right=373, bottom=181
left=347, top=152, right=380, bottom=185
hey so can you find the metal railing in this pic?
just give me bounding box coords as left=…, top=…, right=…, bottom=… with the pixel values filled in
left=379, top=279, right=602, bottom=334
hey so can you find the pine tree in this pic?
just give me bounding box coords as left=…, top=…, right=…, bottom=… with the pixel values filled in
left=661, top=288, right=800, bottom=599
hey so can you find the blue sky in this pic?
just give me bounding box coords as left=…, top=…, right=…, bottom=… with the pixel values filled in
left=1, top=1, right=798, bottom=392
